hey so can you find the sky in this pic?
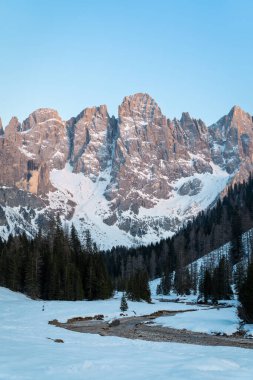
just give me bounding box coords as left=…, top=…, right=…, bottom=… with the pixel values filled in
left=0, top=0, right=252, bottom=126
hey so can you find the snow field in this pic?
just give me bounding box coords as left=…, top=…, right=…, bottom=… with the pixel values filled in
left=154, top=307, right=240, bottom=335
left=1, top=287, right=253, bottom=380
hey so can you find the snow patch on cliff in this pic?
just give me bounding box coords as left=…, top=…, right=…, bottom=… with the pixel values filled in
left=49, top=162, right=230, bottom=250
left=138, top=162, right=230, bottom=220
left=49, top=164, right=139, bottom=249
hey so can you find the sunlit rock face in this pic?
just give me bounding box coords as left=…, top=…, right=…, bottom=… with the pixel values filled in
left=0, top=94, right=252, bottom=247
left=105, top=94, right=213, bottom=223
left=1, top=109, right=68, bottom=195
left=209, top=106, right=253, bottom=176
left=67, top=105, right=118, bottom=180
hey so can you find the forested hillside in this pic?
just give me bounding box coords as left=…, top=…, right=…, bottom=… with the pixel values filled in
left=106, top=174, right=253, bottom=287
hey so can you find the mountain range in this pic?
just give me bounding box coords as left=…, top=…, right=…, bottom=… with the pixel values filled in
left=0, top=93, right=253, bottom=249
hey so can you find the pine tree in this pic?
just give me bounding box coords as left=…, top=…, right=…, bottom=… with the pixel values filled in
left=212, top=256, right=232, bottom=301
left=201, top=269, right=212, bottom=303
left=84, top=229, right=93, bottom=254
left=120, top=293, right=128, bottom=312
left=7, top=251, right=20, bottom=291
left=157, top=272, right=172, bottom=295
left=140, top=271, right=151, bottom=303
left=238, top=263, right=253, bottom=323
left=174, top=267, right=192, bottom=295
left=234, top=261, right=246, bottom=293
left=127, top=271, right=151, bottom=303
left=190, top=262, right=198, bottom=294
left=70, top=224, right=82, bottom=262
left=24, top=250, right=40, bottom=298
left=230, top=232, right=244, bottom=265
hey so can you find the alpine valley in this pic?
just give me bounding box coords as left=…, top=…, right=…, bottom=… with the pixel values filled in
left=1, top=93, right=253, bottom=249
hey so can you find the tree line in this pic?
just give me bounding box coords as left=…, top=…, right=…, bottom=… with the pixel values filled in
left=0, top=218, right=112, bottom=301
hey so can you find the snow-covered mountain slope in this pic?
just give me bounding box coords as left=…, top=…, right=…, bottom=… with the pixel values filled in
left=0, top=93, right=253, bottom=248
left=1, top=286, right=253, bottom=380
left=49, top=164, right=139, bottom=248
left=49, top=161, right=230, bottom=249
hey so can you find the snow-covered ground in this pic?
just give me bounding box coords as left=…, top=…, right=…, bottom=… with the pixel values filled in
left=1, top=287, right=253, bottom=380
left=154, top=307, right=240, bottom=335
left=150, top=279, right=243, bottom=336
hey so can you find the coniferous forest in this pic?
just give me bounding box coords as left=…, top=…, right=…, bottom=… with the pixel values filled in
left=0, top=219, right=113, bottom=301
left=1, top=175, right=253, bottom=321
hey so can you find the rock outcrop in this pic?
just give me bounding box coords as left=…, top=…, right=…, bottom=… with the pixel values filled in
left=67, top=105, right=117, bottom=180
left=209, top=106, right=253, bottom=178
left=0, top=109, right=68, bottom=195
left=0, top=94, right=252, bottom=248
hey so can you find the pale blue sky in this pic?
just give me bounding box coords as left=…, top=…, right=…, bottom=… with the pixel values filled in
left=0, top=0, right=252, bottom=126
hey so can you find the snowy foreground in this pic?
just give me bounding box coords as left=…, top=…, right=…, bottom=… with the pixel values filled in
left=1, top=286, right=253, bottom=380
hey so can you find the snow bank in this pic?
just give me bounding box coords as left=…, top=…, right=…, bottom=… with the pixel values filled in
left=154, top=307, right=240, bottom=335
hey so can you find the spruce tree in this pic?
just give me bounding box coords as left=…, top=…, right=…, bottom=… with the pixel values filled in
left=234, top=261, right=246, bottom=293
left=127, top=271, right=151, bottom=303
left=157, top=272, right=172, bottom=295
left=70, top=224, right=82, bottom=263
left=230, top=232, right=244, bottom=265
left=201, top=269, right=212, bottom=303
left=84, top=229, right=93, bottom=254
left=24, top=251, right=40, bottom=299
left=212, top=256, right=232, bottom=301
left=174, top=267, right=192, bottom=295
left=120, top=293, right=128, bottom=312
left=238, top=263, right=253, bottom=323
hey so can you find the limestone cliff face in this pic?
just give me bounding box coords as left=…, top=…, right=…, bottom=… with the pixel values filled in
left=104, top=94, right=212, bottom=217
left=68, top=105, right=117, bottom=180
left=0, top=94, right=253, bottom=246
left=1, top=109, right=68, bottom=195
left=209, top=106, right=253, bottom=177
left=108, top=93, right=172, bottom=211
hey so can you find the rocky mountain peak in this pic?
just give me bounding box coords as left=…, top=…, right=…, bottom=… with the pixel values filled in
left=22, top=108, right=63, bottom=132
left=75, top=104, right=108, bottom=123
left=209, top=105, right=253, bottom=174
left=211, top=106, right=253, bottom=134
left=229, top=104, right=246, bottom=117
left=227, top=105, right=253, bottom=131
left=119, top=93, right=165, bottom=127
left=180, top=112, right=192, bottom=123
left=4, top=117, right=21, bottom=139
